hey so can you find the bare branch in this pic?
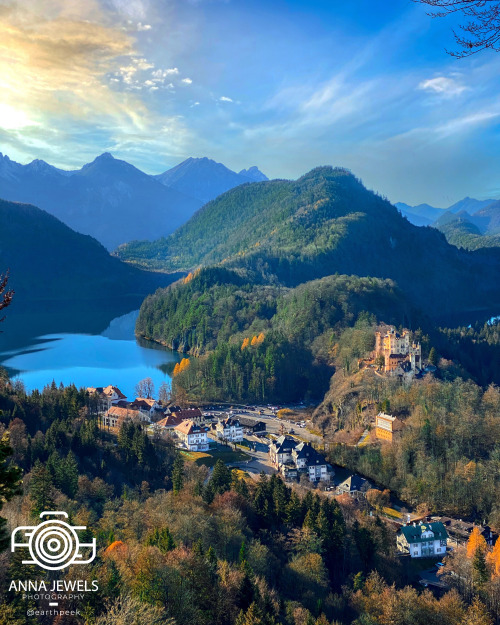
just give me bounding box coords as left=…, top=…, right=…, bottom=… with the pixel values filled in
left=414, top=0, right=500, bottom=56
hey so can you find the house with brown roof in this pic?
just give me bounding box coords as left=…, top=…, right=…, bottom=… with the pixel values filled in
left=87, top=385, right=127, bottom=413
left=171, top=408, right=204, bottom=424
left=102, top=405, right=140, bottom=429
left=174, top=420, right=209, bottom=451
left=155, top=414, right=185, bottom=431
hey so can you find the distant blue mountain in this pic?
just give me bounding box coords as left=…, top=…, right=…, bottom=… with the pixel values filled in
left=238, top=166, right=268, bottom=182
left=155, top=157, right=268, bottom=203
left=396, top=196, right=498, bottom=228
left=0, top=152, right=268, bottom=250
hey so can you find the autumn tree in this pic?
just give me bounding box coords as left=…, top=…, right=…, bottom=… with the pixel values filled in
left=0, top=272, right=13, bottom=326
left=487, top=536, right=500, bottom=576
left=414, top=0, right=500, bottom=56
left=467, top=526, right=488, bottom=558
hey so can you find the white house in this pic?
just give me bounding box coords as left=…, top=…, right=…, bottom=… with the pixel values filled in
left=270, top=437, right=332, bottom=483
left=269, top=435, right=297, bottom=467
left=174, top=420, right=209, bottom=451
left=87, top=385, right=127, bottom=413
left=216, top=417, right=244, bottom=443
left=397, top=521, right=448, bottom=558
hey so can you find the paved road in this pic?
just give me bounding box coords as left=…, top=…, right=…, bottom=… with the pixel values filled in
left=203, top=404, right=322, bottom=445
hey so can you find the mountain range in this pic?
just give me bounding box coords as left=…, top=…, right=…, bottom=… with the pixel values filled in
left=118, top=166, right=500, bottom=322
left=0, top=152, right=267, bottom=250
left=396, top=196, right=500, bottom=250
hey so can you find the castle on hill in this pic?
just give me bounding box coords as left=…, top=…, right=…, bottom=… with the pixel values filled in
left=373, top=326, right=422, bottom=377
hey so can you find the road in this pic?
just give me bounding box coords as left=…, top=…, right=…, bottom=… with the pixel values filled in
left=202, top=404, right=323, bottom=445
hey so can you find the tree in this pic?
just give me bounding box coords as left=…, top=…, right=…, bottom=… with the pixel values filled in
left=29, top=460, right=54, bottom=517
left=135, top=377, right=155, bottom=399
left=172, top=454, right=185, bottom=494
left=467, top=526, right=487, bottom=558
left=158, top=381, right=171, bottom=404
left=94, top=595, right=173, bottom=625
left=414, top=0, right=500, bottom=57
left=0, top=433, right=21, bottom=550
left=0, top=272, right=13, bottom=325
left=428, top=346, right=438, bottom=366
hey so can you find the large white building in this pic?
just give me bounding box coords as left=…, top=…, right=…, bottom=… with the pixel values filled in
left=216, top=417, right=244, bottom=443
left=174, top=420, right=209, bottom=451
left=269, top=436, right=332, bottom=483
left=397, top=521, right=448, bottom=558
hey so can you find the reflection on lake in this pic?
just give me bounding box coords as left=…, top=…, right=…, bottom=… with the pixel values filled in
left=0, top=300, right=181, bottom=400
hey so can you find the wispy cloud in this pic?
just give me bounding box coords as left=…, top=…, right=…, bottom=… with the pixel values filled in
left=418, top=75, right=467, bottom=97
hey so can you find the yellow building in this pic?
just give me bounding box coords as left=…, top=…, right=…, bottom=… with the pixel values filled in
left=375, top=412, right=403, bottom=442
left=374, top=327, right=421, bottom=373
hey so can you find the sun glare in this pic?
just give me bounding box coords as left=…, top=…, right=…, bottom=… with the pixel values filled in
left=0, top=103, right=35, bottom=130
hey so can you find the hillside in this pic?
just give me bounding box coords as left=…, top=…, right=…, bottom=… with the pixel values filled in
left=137, top=268, right=417, bottom=402
left=155, top=157, right=268, bottom=203
left=0, top=198, right=175, bottom=302
left=118, top=166, right=500, bottom=321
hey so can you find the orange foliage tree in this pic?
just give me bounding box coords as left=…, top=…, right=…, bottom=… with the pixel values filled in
left=487, top=537, right=500, bottom=576
left=241, top=337, right=250, bottom=350
left=467, top=526, right=488, bottom=558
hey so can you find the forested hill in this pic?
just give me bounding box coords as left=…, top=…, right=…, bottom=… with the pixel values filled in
left=117, top=166, right=500, bottom=321
left=0, top=198, right=176, bottom=301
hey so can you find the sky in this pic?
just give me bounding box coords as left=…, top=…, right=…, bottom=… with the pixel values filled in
left=1, top=0, right=500, bottom=206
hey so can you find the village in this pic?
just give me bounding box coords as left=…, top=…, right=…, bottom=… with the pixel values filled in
left=85, top=321, right=498, bottom=591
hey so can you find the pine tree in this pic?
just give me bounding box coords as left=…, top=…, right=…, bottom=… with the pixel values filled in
left=211, top=459, right=232, bottom=495
left=473, top=547, right=489, bottom=585
left=286, top=491, right=303, bottom=526
left=29, top=460, right=54, bottom=516
left=172, top=454, right=185, bottom=494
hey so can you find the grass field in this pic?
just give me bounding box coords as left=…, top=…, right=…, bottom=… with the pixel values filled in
left=181, top=447, right=251, bottom=467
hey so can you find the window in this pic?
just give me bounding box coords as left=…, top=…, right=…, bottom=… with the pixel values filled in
left=440, top=540, right=447, bottom=547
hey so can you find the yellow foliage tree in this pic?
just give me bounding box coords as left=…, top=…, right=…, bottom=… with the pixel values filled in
left=241, top=338, right=250, bottom=350
left=173, top=363, right=180, bottom=377
left=178, top=358, right=190, bottom=373
left=250, top=335, right=258, bottom=346
left=467, top=526, right=488, bottom=559
left=255, top=332, right=265, bottom=345
left=487, top=536, right=500, bottom=576
left=183, top=272, right=194, bottom=284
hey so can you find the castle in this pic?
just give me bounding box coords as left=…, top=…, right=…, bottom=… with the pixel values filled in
left=374, top=327, right=421, bottom=375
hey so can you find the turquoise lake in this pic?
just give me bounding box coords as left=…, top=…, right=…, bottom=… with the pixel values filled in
left=0, top=301, right=181, bottom=400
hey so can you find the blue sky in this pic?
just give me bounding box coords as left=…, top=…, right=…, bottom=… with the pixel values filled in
left=1, top=0, right=500, bottom=206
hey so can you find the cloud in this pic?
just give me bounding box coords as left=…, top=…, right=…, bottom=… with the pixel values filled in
left=0, top=0, right=192, bottom=165
left=418, top=76, right=467, bottom=97
left=137, top=22, right=152, bottom=31
left=219, top=96, right=233, bottom=102
left=182, top=78, right=193, bottom=84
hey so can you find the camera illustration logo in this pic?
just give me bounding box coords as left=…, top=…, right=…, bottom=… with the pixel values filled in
left=11, top=511, right=96, bottom=571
